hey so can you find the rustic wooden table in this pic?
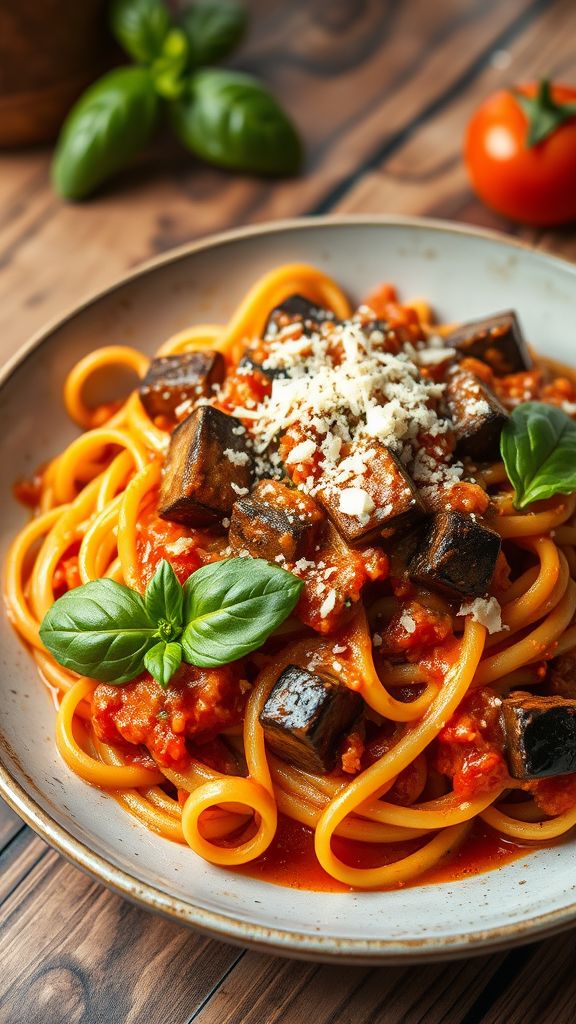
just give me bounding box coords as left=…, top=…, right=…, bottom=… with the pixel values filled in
left=1, top=1, right=576, bottom=1020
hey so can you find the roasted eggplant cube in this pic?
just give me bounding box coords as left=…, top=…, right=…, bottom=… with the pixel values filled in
left=501, top=693, right=576, bottom=780
left=158, top=406, right=253, bottom=526
left=409, top=511, right=501, bottom=598
left=264, top=293, right=334, bottom=338
left=229, top=481, right=324, bottom=562
left=446, top=369, right=509, bottom=462
left=259, top=664, right=362, bottom=773
left=548, top=653, right=576, bottom=700
left=238, top=354, right=289, bottom=381
left=318, top=443, right=424, bottom=545
left=139, top=351, right=225, bottom=419
left=448, top=311, right=532, bottom=376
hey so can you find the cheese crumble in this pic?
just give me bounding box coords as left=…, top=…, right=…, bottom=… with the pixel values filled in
left=230, top=318, right=463, bottom=515
left=458, top=596, right=504, bottom=635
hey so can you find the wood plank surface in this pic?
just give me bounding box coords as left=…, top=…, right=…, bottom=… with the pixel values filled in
left=1, top=0, right=575, bottom=1021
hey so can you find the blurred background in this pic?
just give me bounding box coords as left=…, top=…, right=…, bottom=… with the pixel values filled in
left=1, top=0, right=575, bottom=363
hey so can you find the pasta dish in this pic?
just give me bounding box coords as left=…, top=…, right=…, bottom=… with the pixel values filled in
left=5, top=263, right=576, bottom=890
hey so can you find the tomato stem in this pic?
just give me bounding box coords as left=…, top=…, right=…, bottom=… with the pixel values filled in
left=513, top=79, right=576, bottom=147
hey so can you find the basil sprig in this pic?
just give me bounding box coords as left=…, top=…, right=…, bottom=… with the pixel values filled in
left=171, top=70, right=302, bottom=177
left=52, top=0, right=301, bottom=200
left=500, top=401, right=576, bottom=508
left=39, top=557, right=302, bottom=689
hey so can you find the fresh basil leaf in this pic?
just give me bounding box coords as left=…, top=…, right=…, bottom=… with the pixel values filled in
left=501, top=401, right=576, bottom=508
left=145, top=559, right=184, bottom=633
left=179, top=1, right=248, bottom=68
left=52, top=67, right=159, bottom=200
left=151, top=28, right=190, bottom=100
left=170, top=70, right=302, bottom=176
left=39, top=579, right=157, bottom=683
left=110, top=0, right=172, bottom=64
left=181, top=557, right=303, bottom=667
left=144, top=640, right=183, bottom=688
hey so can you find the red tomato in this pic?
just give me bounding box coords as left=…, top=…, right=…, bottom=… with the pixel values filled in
left=465, top=81, right=576, bottom=225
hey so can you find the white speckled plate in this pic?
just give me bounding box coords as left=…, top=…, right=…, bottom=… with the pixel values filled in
left=1, top=217, right=575, bottom=963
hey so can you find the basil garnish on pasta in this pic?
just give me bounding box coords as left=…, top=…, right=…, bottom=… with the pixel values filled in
left=39, top=557, right=302, bottom=688
left=500, top=401, right=576, bottom=508
left=181, top=558, right=303, bottom=667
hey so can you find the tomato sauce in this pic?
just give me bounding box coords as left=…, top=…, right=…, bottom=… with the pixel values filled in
left=234, top=813, right=533, bottom=892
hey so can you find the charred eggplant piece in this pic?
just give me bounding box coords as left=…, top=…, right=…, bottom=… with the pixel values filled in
left=158, top=405, right=254, bottom=526
left=446, top=368, right=509, bottom=462
left=501, top=692, right=576, bottom=780
left=447, top=311, right=532, bottom=376
left=139, top=351, right=225, bottom=419
left=259, top=664, right=362, bottom=773
left=264, top=293, right=334, bottom=338
left=360, top=318, right=388, bottom=339
left=237, top=354, right=289, bottom=381
left=229, top=480, right=324, bottom=562
left=317, top=442, right=424, bottom=546
left=548, top=653, right=576, bottom=700
left=409, top=511, right=501, bottom=598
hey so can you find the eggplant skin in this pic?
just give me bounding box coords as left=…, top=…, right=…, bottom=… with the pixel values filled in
left=259, top=664, right=362, bottom=773
left=229, top=481, right=324, bottom=562
left=446, top=369, right=509, bottom=463
left=139, top=351, right=225, bottom=419
left=409, top=511, right=501, bottom=598
left=264, top=293, right=334, bottom=337
left=317, top=442, right=425, bottom=546
left=501, top=693, right=576, bottom=780
left=447, top=311, right=532, bottom=376
left=158, top=405, right=253, bottom=526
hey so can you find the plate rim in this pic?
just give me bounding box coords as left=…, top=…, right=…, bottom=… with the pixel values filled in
left=2, top=213, right=576, bottom=963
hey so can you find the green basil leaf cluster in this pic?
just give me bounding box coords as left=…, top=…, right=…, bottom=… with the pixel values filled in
left=500, top=401, right=576, bottom=508
left=39, top=557, right=302, bottom=689
left=52, top=0, right=301, bottom=200
left=171, top=70, right=302, bottom=177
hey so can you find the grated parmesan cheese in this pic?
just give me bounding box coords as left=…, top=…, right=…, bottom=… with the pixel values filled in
left=338, top=487, right=375, bottom=516
left=225, top=316, right=464, bottom=512
left=319, top=589, right=337, bottom=619
left=285, top=439, right=317, bottom=465
left=399, top=611, right=417, bottom=634
left=165, top=536, right=195, bottom=556
left=458, top=596, right=505, bottom=634
left=224, top=448, right=251, bottom=466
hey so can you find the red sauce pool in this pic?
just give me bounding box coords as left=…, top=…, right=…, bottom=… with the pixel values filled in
left=234, top=814, right=534, bottom=892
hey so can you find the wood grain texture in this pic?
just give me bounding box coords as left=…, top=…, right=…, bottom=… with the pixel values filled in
left=1, top=0, right=576, bottom=1021
left=0, top=801, right=22, bottom=852
left=0, top=845, right=240, bottom=1024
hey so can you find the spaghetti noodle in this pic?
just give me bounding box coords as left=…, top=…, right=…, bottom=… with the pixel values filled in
left=5, top=263, right=576, bottom=890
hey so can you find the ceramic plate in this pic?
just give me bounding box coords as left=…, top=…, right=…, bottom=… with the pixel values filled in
left=1, top=216, right=575, bottom=963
